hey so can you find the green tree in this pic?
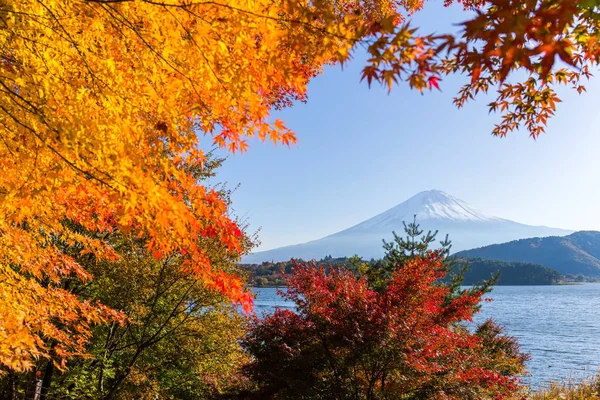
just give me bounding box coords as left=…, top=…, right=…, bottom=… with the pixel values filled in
left=0, top=156, right=254, bottom=400
left=356, top=216, right=497, bottom=301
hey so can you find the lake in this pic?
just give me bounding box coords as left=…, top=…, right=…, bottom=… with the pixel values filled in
left=252, top=283, right=600, bottom=388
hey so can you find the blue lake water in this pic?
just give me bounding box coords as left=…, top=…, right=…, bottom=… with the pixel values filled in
left=252, top=284, right=600, bottom=388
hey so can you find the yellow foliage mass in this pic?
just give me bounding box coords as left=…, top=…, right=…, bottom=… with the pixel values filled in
left=0, top=0, right=399, bottom=372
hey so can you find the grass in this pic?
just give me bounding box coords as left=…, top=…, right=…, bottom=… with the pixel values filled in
left=527, top=372, right=600, bottom=399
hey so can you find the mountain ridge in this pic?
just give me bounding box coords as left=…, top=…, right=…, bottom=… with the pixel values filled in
left=345, top=190, right=504, bottom=232
left=455, top=231, right=600, bottom=277
left=243, top=190, right=573, bottom=263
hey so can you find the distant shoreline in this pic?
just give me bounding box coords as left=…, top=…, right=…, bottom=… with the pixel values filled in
left=249, top=282, right=588, bottom=289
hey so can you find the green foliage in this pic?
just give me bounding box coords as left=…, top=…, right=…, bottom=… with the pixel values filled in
left=455, top=258, right=563, bottom=285
left=0, top=155, right=253, bottom=400
left=0, top=236, right=251, bottom=400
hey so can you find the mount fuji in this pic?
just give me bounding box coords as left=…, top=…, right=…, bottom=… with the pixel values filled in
left=243, top=190, right=573, bottom=263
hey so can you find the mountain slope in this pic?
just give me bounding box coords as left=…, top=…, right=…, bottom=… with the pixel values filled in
left=455, top=231, right=600, bottom=277
left=455, top=258, right=563, bottom=285
left=244, top=190, right=573, bottom=263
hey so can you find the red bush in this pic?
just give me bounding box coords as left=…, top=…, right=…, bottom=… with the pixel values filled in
left=244, top=252, right=527, bottom=399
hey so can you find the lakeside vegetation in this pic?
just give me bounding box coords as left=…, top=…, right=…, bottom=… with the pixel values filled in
left=238, top=222, right=529, bottom=399
left=6, top=217, right=594, bottom=399
left=530, top=372, right=600, bottom=399
left=2, top=0, right=600, bottom=399
left=243, top=256, right=565, bottom=287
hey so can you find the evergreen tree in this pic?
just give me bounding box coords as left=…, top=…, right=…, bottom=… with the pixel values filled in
left=361, top=216, right=497, bottom=307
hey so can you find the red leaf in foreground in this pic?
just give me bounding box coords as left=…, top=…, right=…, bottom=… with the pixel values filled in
left=428, top=75, right=441, bottom=90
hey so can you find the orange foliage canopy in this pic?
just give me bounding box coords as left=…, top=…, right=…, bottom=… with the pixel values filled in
left=0, top=0, right=597, bottom=372
left=0, top=0, right=405, bottom=372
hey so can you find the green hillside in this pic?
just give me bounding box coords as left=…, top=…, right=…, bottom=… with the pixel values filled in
left=455, top=258, right=562, bottom=285
left=456, top=231, right=600, bottom=277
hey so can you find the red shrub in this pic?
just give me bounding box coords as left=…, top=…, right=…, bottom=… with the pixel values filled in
left=244, top=253, right=527, bottom=399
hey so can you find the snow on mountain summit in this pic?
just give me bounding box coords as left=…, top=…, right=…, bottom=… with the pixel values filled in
left=345, top=190, right=501, bottom=233
left=242, top=190, right=573, bottom=263
left=403, top=190, right=501, bottom=221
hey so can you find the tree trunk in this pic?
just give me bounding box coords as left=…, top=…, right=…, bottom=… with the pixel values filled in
left=38, top=360, right=54, bottom=400
left=5, top=369, right=17, bottom=400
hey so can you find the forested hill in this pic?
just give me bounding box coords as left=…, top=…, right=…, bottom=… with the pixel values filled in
left=454, top=258, right=562, bottom=285
left=455, top=231, right=600, bottom=277
left=242, top=256, right=563, bottom=287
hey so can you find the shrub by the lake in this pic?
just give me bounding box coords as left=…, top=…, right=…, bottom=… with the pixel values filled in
left=243, top=252, right=529, bottom=399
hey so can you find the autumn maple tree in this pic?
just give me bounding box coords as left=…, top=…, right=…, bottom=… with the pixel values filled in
left=0, top=0, right=393, bottom=372
left=0, top=0, right=598, bottom=375
left=243, top=254, right=528, bottom=399
left=0, top=155, right=254, bottom=399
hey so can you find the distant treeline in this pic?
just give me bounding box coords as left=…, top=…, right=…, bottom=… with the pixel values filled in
left=242, top=255, right=564, bottom=287
left=454, top=257, right=562, bottom=285
left=242, top=256, right=349, bottom=287
left=456, top=231, right=600, bottom=278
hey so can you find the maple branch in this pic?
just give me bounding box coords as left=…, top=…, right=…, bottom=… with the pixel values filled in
left=0, top=103, right=115, bottom=189
left=97, top=2, right=213, bottom=114
left=85, top=0, right=360, bottom=43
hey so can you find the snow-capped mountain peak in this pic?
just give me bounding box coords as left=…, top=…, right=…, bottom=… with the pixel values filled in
left=242, top=190, right=572, bottom=263
left=345, top=190, right=500, bottom=233
left=405, top=190, right=500, bottom=221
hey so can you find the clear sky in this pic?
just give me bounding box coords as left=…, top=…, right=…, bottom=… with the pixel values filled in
left=211, top=2, right=600, bottom=252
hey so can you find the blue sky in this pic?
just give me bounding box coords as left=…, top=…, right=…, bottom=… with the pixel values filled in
left=212, top=2, right=600, bottom=252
